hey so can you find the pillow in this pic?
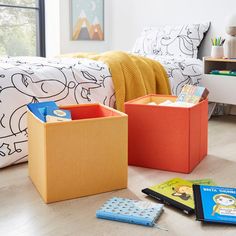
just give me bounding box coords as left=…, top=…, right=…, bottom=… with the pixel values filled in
left=132, top=23, right=210, bottom=58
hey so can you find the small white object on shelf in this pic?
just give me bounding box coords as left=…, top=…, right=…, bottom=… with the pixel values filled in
left=225, top=13, right=236, bottom=59
left=211, top=46, right=224, bottom=59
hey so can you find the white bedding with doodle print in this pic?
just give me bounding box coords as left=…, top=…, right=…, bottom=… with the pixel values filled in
left=0, top=56, right=115, bottom=168
left=138, top=54, right=203, bottom=95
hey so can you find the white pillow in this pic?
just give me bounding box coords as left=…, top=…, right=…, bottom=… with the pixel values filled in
left=132, top=23, right=210, bottom=58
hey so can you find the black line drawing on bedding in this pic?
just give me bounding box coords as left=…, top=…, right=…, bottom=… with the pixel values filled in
left=103, top=96, right=107, bottom=105
left=133, top=23, right=209, bottom=59
left=109, top=93, right=116, bottom=108
left=99, top=75, right=112, bottom=88
left=84, top=61, right=105, bottom=71
left=168, top=60, right=202, bottom=95
left=81, top=70, right=97, bottom=82
left=75, top=82, right=102, bottom=103
left=0, top=142, right=23, bottom=157
left=0, top=114, right=5, bottom=128
left=160, top=26, right=195, bottom=57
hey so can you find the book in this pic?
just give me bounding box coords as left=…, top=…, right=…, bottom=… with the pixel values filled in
left=45, top=107, right=71, bottom=123
left=96, top=197, right=164, bottom=227
left=210, top=70, right=236, bottom=76
left=176, top=85, right=209, bottom=104
left=142, top=178, right=195, bottom=214
left=27, top=101, right=58, bottom=122
left=193, top=185, right=236, bottom=225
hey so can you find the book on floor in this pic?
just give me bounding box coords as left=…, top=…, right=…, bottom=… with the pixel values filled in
left=142, top=178, right=195, bottom=214
left=96, top=197, right=164, bottom=227
left=142, top=178, right=216, bottom=215
left=193, top=185, right=236, bottom=225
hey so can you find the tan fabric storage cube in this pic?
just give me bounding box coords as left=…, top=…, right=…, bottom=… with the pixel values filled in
left=28, top=103, right=128, bottom=203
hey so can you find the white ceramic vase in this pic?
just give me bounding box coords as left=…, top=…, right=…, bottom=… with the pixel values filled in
left=211, top=46, right=224, bottom=59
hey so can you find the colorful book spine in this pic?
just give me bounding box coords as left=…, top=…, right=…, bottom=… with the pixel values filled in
left=176, top=85, right=209, bottom=104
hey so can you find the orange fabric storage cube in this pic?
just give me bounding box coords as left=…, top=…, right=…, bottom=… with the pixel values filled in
left=125, top=94, right=208, bottom=174
left=28, top=103, right=128, bottom=203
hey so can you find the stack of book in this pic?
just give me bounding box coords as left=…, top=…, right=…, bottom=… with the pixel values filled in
left=176, top=85, right=209, bottom=104
left=27, top=101, right=71, bottom=123
left=147, top=85, right=209, bottom=107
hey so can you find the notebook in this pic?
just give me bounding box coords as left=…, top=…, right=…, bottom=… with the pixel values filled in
left=27, top=101, right=58, bottom=122
left=142, top=178, right=195, bottom=214
left=45, top=107, right=71, bottom=123
left=96, top=197, right=164, bottom=227
left=193, top=185, right=236, bottom=225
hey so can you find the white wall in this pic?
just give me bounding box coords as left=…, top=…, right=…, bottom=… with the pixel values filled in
left=45, top=0, right=236, bottom=58
left=110, top=0, right=236, bottom=58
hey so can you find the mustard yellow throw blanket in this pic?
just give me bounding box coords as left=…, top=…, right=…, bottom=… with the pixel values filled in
left=64, top=51, right=171, bottom=111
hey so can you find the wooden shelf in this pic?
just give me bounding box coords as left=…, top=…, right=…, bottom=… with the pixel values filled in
left=204, top=57, right=236, bottom=63
left=203, top=57, right=236, bottom=74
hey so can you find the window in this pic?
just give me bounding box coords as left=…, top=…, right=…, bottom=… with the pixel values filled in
left=0, top=0, right=45, bottom=57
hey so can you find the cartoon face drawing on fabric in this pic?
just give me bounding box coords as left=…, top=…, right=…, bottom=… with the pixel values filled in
left=139, top=55, right=203, bottom=96
left=160, top=27, right=194, bottom=58
left=212, top=194, right=236, bottom=216
left=70, top=58, right=114, bottom=105
left=172, top=60, right=202, bottom=95
left=172, top=185, right=193, bottom=201
left=11, top=73, right=67, bottom=99
left=0, top=56, right=114, bottom=168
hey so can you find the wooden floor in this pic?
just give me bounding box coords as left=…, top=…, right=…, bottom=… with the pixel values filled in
left=0, top=116, right=236, bottom=236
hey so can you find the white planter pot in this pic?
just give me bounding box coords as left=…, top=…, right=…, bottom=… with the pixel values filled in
left=211, top=46, right=224, bottom=59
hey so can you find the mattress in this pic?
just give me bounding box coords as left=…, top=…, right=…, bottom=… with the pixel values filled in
left=0, top=55, right=203, bottom=168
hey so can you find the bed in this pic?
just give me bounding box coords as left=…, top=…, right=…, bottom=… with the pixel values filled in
left=0, top=23, right=209, bottom=168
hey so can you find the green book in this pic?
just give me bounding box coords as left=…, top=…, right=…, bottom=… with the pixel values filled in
left=142, top=178, right=216, bottom=215
left=210, top=70, right=236, bottom=76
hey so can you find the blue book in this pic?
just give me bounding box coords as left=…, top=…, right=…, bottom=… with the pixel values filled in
left=96, top=197, right=164, bottom=227
left=27, top=101, right=58, bottom=122
left=193, top=185, right=236, bottom=225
